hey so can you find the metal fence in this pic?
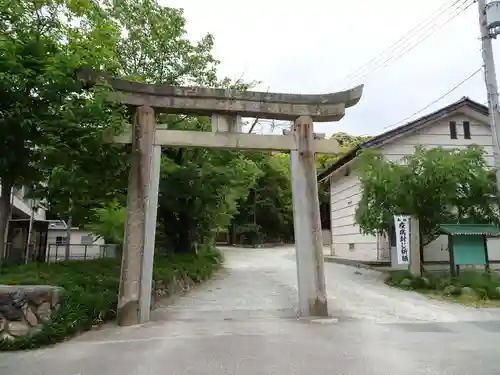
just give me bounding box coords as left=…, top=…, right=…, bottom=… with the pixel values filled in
left=46, top=244, right=118, bottom=263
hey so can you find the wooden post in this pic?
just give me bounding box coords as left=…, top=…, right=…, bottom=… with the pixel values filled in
left=409, top=216, right=422, bottom=276
left=290, top=116, right=328, bottom=317
left=448, top=234, right=456, bottom=277
left=483, top=235, right=490, bottom=272
left=117, top=106, right=156, bottom=326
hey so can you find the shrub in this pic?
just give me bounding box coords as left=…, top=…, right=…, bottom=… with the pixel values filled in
left=385, top=270, right=413, bottom=287
left=411, top=276, right=432, bottom=290
left=386, top=268, right=500, bottom=302
left=0, top=246, right=222, bottom=351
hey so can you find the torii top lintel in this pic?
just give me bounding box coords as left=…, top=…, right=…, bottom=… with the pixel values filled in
left=78, top=70, right=364, bottom=122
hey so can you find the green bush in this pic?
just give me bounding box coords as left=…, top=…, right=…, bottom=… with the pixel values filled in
left=235, top=223, right=264, bottom=247
left=386, top=269, right=500, bottom=301
left=385, top=270, right=413, bottom=287
left=0, top=246, right=222, bottom=351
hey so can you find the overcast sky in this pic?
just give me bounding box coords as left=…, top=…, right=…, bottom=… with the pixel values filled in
left=162, top=0, right=495, bottom=137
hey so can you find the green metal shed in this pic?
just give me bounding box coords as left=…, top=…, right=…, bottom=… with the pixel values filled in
left=439, top=224, right=500, bottom=276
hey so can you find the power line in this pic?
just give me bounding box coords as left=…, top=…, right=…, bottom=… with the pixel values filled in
left=344, top=0, right=471, bottom=84
left=353, top=1, right=474, bottom=85
left=342, top=0, right=461, bottom=82
left=382, top=66, right=483, bottom=130
left=339, top=0, right=474, bottom=87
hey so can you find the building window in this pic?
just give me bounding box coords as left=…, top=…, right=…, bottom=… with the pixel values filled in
left=81, top=235, right=94, bottom=245
left=463, top=121, right=471, bottom=139
left=55, top=236, right=67, bottom=245
left=348, top=243, right=355, bottom=251
left=449, top=121, right=457, bottom=139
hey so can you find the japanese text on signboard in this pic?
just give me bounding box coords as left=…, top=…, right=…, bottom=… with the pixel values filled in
left=394, top=215, right=410, bottom=265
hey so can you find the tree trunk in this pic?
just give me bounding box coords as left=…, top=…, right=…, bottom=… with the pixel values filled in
left=229, top=222, right=236, bottom=245
left=25, top=201, right=34, bottom=264
left=0, top=182, right=13, bottom=264
left=175, top=211, right=196, bottom=253
left=65, top=215, right=72, bottom=261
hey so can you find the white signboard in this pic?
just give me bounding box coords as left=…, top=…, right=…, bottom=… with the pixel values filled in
left=394, top=215, right=410, bottom=265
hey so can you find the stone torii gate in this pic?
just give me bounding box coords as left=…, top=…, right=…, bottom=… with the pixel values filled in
left=80, top=71, right=363, bottom=326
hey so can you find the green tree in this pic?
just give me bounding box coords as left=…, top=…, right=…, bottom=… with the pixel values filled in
left=229, top=132, right=372, bottom=246
left=231, top=152, right=294, bottom=245
left=0, top=0, right=126, bottom=261
left=109, top=0, right=220, bottom=86
left=156, top=116, right=261, bottom=252
left=102, top=0, right=261, bottom=253
left=316, top=132, right=372, bottom=173
left=355, top=145, right=499, bottom=246
left=317, top=132, right=371, bottom=229
left=86, top=200, right=126, bottom=246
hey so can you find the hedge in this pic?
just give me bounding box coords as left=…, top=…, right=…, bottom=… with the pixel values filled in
left=0, top=246, right=223, bottom=351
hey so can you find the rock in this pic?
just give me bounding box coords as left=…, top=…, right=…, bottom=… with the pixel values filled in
left=462, top=286, right=476, bottom=295
left=36, top=302, right=52, bottom=322
left=400, top=278, right=413, bottom=287
left=50, top=287, right=64, bottom=308
left=28, top=289, right=51, bottom=305
left=0, top=332, right=14, bottom=342
left=444, top=285, right=459, bottom=296
left=0, top=304, right=23, bottom=321
left=0, top=285, right=64, bottom=338
left=420, top=277, right=430, bottom=286
left=8, top=321, right=31, bottom=337
left=23, top=307, right=39, bottom=327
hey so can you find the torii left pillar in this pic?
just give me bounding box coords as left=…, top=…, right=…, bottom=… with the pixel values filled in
left=291, top=116, right=328, bottom=317
left=117, top=105, right=161, bottom=326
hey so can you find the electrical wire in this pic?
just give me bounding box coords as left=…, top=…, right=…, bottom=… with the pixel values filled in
left=382, top=66, right=483, bottom=131
left=355, top=0, right=475, bottom=84
left=342, top=0, right=461, bottom=82
left=339, top=0, right=474, bottom=87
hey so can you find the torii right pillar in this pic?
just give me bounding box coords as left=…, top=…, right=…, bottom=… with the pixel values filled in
left=291, top=116, right=328, bottom=317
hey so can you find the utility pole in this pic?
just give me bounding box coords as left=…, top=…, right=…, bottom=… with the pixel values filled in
left=478, top=0, right=500, bottom=201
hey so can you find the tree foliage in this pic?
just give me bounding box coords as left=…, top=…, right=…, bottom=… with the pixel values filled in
left=355, top=145, right=499, bottom=245
left=230, top=152, right=294, bottom=245
left=97, top=0, right=261, bottom=253
left=316, top=132, right=371, bottom=229
left=86, top=200, right=126, bottom=246
left=0, top=0, right=128, bottom=260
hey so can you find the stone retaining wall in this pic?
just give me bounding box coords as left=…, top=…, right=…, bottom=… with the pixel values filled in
left=0, top=285, right=63, bottom=340
left=0, top=273, right=195, bottom=341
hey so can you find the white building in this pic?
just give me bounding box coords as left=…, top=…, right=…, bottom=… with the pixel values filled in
left=318, top=97, right=500, bottom=267
left=10, top=186, right=46, bottom=221
left=4, top=188, right=112, bottom=263
left=45, top=220, right=109, bottom=262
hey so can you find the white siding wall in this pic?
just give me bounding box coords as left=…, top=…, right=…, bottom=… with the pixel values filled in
left=329, top=172, right=379, bottom=261
left=9, top=186, right=46, bottom=221
left=329, top=110, right=499, bottom=264
left=46, top=230, right=105, bottom=261
left=380, top=113, right=494, bottom=166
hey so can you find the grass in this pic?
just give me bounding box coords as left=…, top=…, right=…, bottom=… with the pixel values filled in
left=0, top=246, right=223, bottom=351
left=386, top=268, right=500, bottom=306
